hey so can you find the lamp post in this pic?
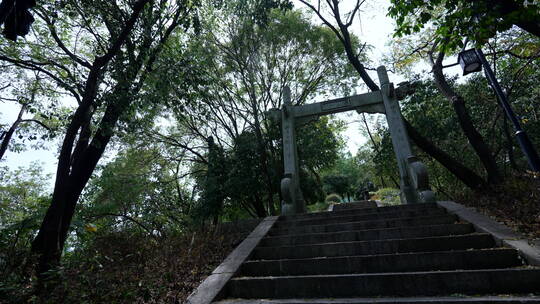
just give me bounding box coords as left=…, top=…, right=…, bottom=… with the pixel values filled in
left=457, top=48, right=540, bottom=172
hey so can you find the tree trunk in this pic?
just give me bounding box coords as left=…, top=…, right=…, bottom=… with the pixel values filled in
left=251, top=103, right=276, bottom=216
left=32, top=86, right=130, bottom=276
left=432, top=57, right=502, bottom=184
left=0, top=103, right=26, bottom=161
left=390, top=175, right=400, bottom=188
left=404, top=119, right=487, bottom=190
left=26, top=0, right=155, bottom=284
left=379, top=176, right=386, bottom=188
left=340, top=33, right=379, bottom=91
left=252, top=195, right=267, bottom=218
left=503, top=115, right=519, bottom=170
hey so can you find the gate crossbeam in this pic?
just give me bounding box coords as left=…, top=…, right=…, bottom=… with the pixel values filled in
left=292, top=91, right=385, bottom=119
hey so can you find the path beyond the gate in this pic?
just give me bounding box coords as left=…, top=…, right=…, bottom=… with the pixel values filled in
left=189, top=201, right=540, bottom=303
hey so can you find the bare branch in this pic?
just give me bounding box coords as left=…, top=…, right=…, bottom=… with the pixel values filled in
left=20, top=119, right=51, bottom=131
left=442, top=62, right=459, bottom=69
left=298, top=0, right=345, bottom=43
left=345, top=0, right=364, bottom=27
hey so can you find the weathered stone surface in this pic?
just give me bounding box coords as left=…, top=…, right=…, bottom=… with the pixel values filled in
left=377, top=66, right=435, bottom=204
left=330, top=200, right=378, bottom=211
left=227, top=269, right=540, bottom=298
left=240, top=248, right=521, bottom=276
left=260, top=223, right=473, bottom=247
left=214, top=296, right=540, bottom=303
left=269, top=214, right=458, bottom=236
left=251, top=234, right=495, bottom=260
left=189, top=200, right=540, bottom=303
left=273, top=208, right=446, bottom=228
left=282, top=202, right=437, bottom=221
left=185, top=216, right=278, bottom=304
left=438, top=201, right=540, bottom=266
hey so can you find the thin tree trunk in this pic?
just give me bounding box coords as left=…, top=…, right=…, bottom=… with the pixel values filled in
left=404, top=119, right=487, bottom=190
left=379, top=176, right=386, bottom=188
left=503, top=115, right=518, bottom=170
left=252, top=195, right=267, bottom=218
left=431, top=54, right=502, bottom=184
left=251, top=103, right=275, bottom=216
left=390, top=175, right=400, bottom=188
left=0, top=104, right=26, bottom=160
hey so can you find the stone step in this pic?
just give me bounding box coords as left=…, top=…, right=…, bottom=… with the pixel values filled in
left=274, top=208, right=447, bottom=228
left=261, top=223, right=474, bottom=247
left=239, top=248, right=522, bottom=276
left=214, top=295, right=540, bottom=303
left=269, top=214, right=459, bottom=236
left=281, top=202, right=439, bottom=221
left=251, top=233, right=494, bottom=260
left=331, top=200, right=378, bottom=211
left=226, top=268, right=540, bottom=298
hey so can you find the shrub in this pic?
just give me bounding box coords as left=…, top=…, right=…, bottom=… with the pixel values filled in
left=307, top=202, right=330, bottom=213
left=373, top=188, right=401, bottom=206
left=325, top=193, right=342, bottom=204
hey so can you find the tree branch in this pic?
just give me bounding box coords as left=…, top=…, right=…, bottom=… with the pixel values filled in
left=0, top=55, right=82, bottom=104
left=35, top=9, right=92, bottom=68
left=96, top=0, right=153, bottom=66
left=20, top=119, right=51, bottom=131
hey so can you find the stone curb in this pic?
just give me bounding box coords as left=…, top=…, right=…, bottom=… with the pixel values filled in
left=185, top=216, right=279, bottom=304
left=437, top=200, right=540, bottom=266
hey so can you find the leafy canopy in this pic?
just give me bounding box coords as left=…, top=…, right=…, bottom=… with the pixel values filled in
left=388, top=0, right=540, bottom=51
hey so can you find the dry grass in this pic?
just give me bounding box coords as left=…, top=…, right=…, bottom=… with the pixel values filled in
left=455, top=175, right=540, bottom=240
left=2, top=227, right=248, bottom=304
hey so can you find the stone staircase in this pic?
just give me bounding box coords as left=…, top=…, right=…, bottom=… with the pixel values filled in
left=214, top=202, right=540, bottom=303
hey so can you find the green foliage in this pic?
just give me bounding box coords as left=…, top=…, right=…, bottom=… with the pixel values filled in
left=223, top=130, right=270, bottom=218
left=299, top=168, right=325, bottom=205
left=298, top=117, right=345, bottom=170
left=0, top=74, right=65, bottom=157
left=0, top=0, right=539, bottom=301
left=320, top=151, right=373, bottom=201
left=360, top=46, right=540, bottom=197
left=373, top=188, right=401, bottom=206
left=0, top=162, right=51, bottom=295
left=307, top=201, right=329, bottom=213
left=388, top=0, right=540, bottom=51
left=196, top=138, right=229, bottom=223
left=79, top=145, right=195, bottom=240
left=157, top=4, right=356, bottom=218
left=322, top=175, right=350, bottom=198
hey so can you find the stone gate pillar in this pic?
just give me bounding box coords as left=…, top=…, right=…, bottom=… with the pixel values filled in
left=377, top=66, right=435, bottom=204
left=281, top=86, right=306, bottom=215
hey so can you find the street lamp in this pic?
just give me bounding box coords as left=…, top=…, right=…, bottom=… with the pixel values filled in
left=457, top=48, right=540, bottom=172
left=457, top=49, right=482, bottom=76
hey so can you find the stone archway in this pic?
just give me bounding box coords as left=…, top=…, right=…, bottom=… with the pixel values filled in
left=272, top=66, right=435, bottom=215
